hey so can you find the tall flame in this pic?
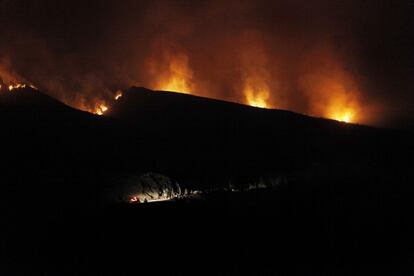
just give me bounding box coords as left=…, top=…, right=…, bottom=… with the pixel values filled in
left=149, top=52, right=193, bottom=94
left=239, top=33, right=272, bottom=109
left=333, top=99, right=359, bottom=125
left=299, top=47, right=361, bottom=124
left=244, top=78, right=270, bottom=109
left=302, top=75, right=361, bottom=124
left=327, top=95, right=357, bottom=123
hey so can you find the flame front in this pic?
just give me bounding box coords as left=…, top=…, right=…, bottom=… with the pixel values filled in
left=0, top=83, right=37, bottom=93
left=1, top=43, right=367, bottom=123
left=9, top=84, right=26, bottom=91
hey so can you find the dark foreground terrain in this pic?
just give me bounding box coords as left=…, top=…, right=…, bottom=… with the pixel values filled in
left=1, top=87, right=414, bottom=275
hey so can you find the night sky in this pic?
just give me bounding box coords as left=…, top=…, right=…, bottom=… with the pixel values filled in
left=1, top=0, right=413, bottom=127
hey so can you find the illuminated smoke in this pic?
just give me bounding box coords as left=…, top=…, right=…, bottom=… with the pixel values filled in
left=0, top=62, right=38, bottom=93
left=147, top=50, right=194, bottom=94
left=298, top=45, right=361, bottom=123
left=239, top=34, right=272, bottom=109
left=0, top=61, right=25, bottom=89
left=244, top=79, right=270, bottom=109
left=1, top=0, right=399, bottom=126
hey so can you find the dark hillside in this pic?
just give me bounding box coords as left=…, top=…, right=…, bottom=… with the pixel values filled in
left=107, top=87, right=414, bottom=190
left=1, top=87, right=414, bottom=275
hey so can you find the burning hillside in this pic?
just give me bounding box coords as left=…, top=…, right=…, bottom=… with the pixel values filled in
left=0, top=83, right=38, bottom=92
left=1, top=55, right=362, bottom=123
left=0, top=29, right=365, bottom=123
left=0, top=65, right=37, bottom=94
left=3, top=1, right=406, bottom=126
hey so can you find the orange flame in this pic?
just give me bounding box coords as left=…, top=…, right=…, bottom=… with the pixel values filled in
left=244, top=77, right=270, bottom=109
left=301, top=75, right=360, bottom=124
left=328, top=100, right=357, bottom=123
left=336, top=111, right=353, bottom=123
left=94, top=103, right=108, bottom=115
left=0, top=63, right=38, bottom=93
left=299, top=47, right=361, bottom=124
left=239, top=34, right=272, bottom=109
left=8, top=84, right=26, bottom=91
left=319, top=79, right=360, bottom=124
left=1, top=83, right=37, bottom=93
left=149, top=52, right=193, bottom=94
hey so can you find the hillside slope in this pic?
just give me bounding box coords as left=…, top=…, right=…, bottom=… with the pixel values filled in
left=0, top=86, right=413, bottom=215
left=107, top=87, right=413, bottom=189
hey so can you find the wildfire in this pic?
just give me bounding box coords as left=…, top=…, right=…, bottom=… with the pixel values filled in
left=321, top=84, right=360, bottom=124
left=244, top=81, right=270, bottom=109
left=150, top=52, right=193, bottom=94
left=333, top=110, right=354, bottom=123
left=299, top=49, right=361, bottom=124
left=9, top=84, right=26, bottom=91
left=94, top=104, right=108, bottom=115
left=160, top=75, right=191, bottom=94
left=239, top=34, right=272, bottom=109
left=0, top=83, right=37, bottom=92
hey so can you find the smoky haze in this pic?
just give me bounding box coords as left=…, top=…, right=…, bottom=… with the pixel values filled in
left=0, top=0, right=413, bottom=127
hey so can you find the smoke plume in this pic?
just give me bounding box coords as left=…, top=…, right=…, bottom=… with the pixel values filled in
left=1, top=0, right=413, bottom=126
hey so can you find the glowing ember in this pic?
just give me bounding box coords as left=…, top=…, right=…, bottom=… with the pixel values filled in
left=114, top=91, right=123, bottom=100
left=8, top=84, right=26, bottom=91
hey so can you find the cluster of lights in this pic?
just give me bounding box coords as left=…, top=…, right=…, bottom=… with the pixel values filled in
left=0, top=83, right=37, bottom=92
